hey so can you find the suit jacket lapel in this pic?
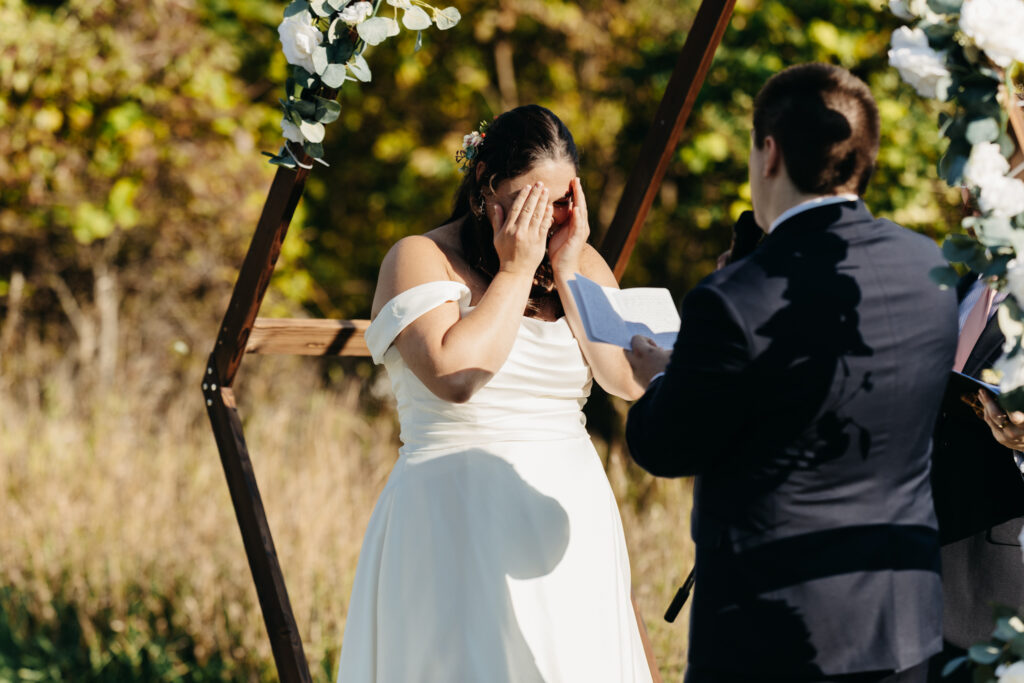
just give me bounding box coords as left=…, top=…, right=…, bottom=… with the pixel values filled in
left=963, top=312, right=1005, bottom=378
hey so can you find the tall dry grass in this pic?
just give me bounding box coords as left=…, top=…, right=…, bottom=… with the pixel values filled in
left=0, top=338, right=695, bottom=680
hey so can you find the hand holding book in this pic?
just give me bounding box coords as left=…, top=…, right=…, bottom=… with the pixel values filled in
left=567, top=274, right=680, bottom=350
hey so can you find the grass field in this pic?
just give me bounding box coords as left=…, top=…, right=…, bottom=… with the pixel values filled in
left=0, top=347, right=695, bottom=681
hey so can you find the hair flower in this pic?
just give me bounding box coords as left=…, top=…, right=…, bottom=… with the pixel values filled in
left=455, top=120, right=489, bottom=171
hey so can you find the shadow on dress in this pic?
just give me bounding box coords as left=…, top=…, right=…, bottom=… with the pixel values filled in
left=368, top=449, right=571, bottom=682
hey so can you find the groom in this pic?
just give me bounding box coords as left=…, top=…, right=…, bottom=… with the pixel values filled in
left=626, top=63, right=959, bottom=682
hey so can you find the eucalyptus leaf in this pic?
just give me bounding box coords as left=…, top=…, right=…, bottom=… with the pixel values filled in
left=321, top=63, right=348, bottom=88
left=357, top=17, right=392, bottom=46
left=927, top=0, right=962, bottom=13
left=283, top=0, right=310, bottom=18
left=314, top=96, right=341, bottom=124
left=434, top=7, right=461, bottom=30
left=288, top=108, right=303, bottom=127
left=966, top=117, right=1000, bottom=145
left=967, top=643, right=1001, bottom=665
left=328, top=35, right=357, bottom=64
left=998, top=131, right=1017, bottom=159
left=402, top=6, right=432, bottom=30
left=1010, top=632, right=1024, bottom=658
left=930, top=265, right=961, bottom=289
left=299, top=119, right=325, bottom=143
left=309, top=0, right=333, bottom=17
left=940, top=149, right=969, bottom=186
left=290, top=98, right=317, bottom=118
left=923, top=22, right=956, bottom=44
left=303, top=140, right=325, bottom=159
left=941, top=656, right=968, bottom=677
left=938, top=112, right=954, bottom=137
left=348, top=54, right=371, bottom=82
left=312, top=45, right=329, bottom=75
left=942, top=234, right=983, bottom=264
left=994, top=616, right=1024, bottom=642
left=415, top=29, right=423, bottom=51
left=960, top=84, right=999, bottom=107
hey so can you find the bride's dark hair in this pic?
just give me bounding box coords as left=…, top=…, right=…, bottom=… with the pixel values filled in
left=447, top=104, right=578, bottom=318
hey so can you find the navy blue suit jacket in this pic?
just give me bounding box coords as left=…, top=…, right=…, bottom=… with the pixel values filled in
left=626, top=200, right=959, bottom=678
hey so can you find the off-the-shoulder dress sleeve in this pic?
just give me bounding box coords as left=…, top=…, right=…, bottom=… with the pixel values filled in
left=364, top=281, right=472, bottom=363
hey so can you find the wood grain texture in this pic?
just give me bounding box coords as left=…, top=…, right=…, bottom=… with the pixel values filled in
left=1007, top=86, right=1024, bottom=178
left=246, top=318, right=371, bottom=357
left=598, top=0, right=736, bottom=281
left=211, top=153, right=312, bottom=388
left=203, top=377, right=312, bottom=683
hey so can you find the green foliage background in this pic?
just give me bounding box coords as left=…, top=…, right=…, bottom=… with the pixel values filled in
left=0, top=0, right=965, bottom=679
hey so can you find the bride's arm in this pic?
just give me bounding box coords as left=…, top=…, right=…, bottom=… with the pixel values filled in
left=550, top=178, right=645, bottom=401
left=371, top=183, right=552, bottom=403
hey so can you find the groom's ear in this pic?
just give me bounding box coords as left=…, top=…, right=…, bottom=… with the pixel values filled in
left=761, top=136, right=782, bottom=179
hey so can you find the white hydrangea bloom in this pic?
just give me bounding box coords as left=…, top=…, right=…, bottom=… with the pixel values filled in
left=386, top=0, right=413, bottom=9
left=340, top=0, right=373, bottom=25
left=964, top=142, right=1011, bottom=186
left=979, top=175, right=1024, bottom=218
left=888, top=27, right=952, bottom=99
left=281, top=117, right=304, bottom=143
left=961, top=0, right=1024, bottom=68
left=997, top=660, right=1024, bottom=683
left=278, top=10, right=323, bottom=75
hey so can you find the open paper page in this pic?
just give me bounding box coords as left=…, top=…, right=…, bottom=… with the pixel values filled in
left=568, top=274, right=680, bottom=349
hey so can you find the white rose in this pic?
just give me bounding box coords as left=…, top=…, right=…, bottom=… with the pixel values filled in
left=978, top=174, right=1024, bottom=218
left=965, top=142, right=1011, bottom=186
left=278, top=10, right=323, bottom=75
left=961, top=0, right=1024, bottom=68
left=340, top=1, right=373, bottom=25
left=281, top=117, right=304, bottom=144
left=889, top=0, right=946, bottom=22
left=997, top=660, right=1024, bottom=683
left=888, top=27, right=952, bottom=99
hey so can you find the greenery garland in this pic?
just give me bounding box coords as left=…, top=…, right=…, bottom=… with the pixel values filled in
left=888, top=0, right=1024, bottom=407
left=266, top=0, right=460, bottom=169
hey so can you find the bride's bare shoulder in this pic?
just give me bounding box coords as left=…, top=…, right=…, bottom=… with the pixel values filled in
left=372, top=222, right=464, bottom=317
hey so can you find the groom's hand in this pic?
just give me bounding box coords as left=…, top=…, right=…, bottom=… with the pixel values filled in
left=625, top=336, right=672, bottom=390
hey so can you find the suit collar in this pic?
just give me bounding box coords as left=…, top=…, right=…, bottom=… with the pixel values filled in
left=764, top=199, right=870, bottom=243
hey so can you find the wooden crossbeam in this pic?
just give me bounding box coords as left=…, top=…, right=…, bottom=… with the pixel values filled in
left=246, top=318, right=371, bottom=356
left=599, top=0, right=737, bottom=280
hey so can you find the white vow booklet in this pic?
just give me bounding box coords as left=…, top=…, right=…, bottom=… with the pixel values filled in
left=567, top=274, right=680, bottom=349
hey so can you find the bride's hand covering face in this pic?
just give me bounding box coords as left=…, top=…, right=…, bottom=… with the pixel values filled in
left=547, top=176, right=589, bottom=277
left=488, top=181, right=552, bottom=279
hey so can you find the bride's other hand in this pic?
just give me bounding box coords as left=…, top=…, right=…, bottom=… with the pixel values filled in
left=626, top=335, right=672, bottom=388
left=549, top=177, right=589, bottom=277
left=491, top=182, right=551, bottom=278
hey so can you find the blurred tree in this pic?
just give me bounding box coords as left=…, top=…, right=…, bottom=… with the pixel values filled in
left=0, top=0, right=280, bottom=381
left=0, top=0, right=962, bottom=373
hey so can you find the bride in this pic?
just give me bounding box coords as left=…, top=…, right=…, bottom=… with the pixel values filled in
left=336, top=104, right=654, bottom=682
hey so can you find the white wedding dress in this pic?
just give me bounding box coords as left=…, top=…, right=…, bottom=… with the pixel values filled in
left=336, top=281, right=653, bottom=683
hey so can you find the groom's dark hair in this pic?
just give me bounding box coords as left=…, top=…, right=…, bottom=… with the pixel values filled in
left=753, top=63, right=880, bottom=196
